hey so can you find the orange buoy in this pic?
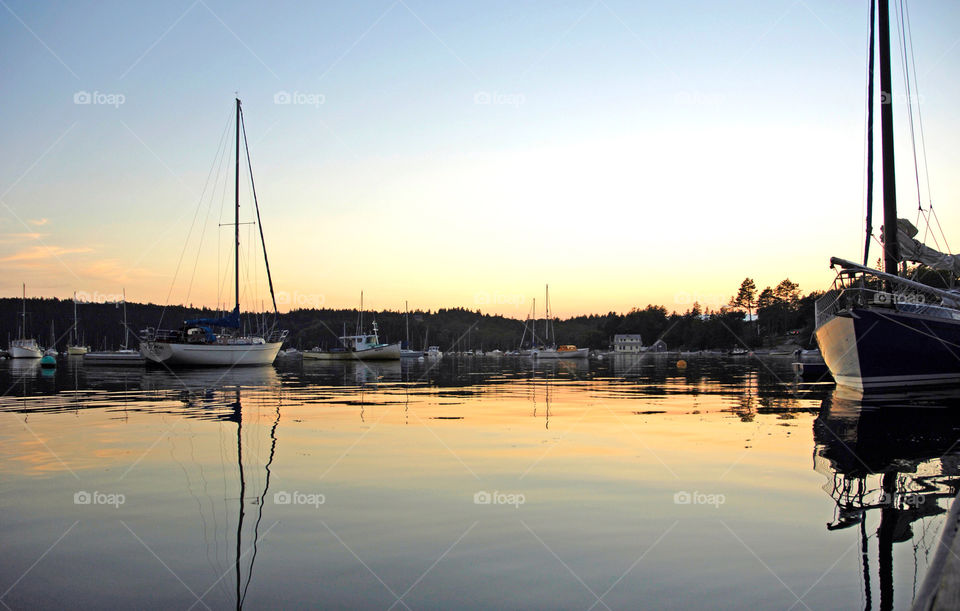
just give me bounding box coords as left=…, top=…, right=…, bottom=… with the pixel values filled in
left=677, top=359, right=687, bottom=369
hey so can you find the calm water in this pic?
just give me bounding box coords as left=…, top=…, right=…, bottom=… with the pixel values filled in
left=1, top=355, right=958, bottom=610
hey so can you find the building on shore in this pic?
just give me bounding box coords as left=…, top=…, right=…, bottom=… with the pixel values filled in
left=613, top=334, right=643, bottom=353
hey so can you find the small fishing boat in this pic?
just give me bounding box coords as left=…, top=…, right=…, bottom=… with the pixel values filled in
left=304, top=321, right=401, bottom=361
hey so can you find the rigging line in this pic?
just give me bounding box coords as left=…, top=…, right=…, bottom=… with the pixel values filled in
left=894, top=0, right=923, bottom=214
left=216, top=138, right=232, bottom=314
left=158, top=110, right=232, bottom=328
left=929, top=207, right=952, bottom=256
left=902, top=0, right=934, bottom=211
left=903, top=0, right=948, bottom=256
left=185, top=117, right=232, bottom=307
left=240, top=107, right=280, bottom=327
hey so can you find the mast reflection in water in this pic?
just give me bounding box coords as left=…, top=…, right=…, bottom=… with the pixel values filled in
left=814, top=389, right=960, bottom=610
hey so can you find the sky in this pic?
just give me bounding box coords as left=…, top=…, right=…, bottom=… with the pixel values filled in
left=1, top=0, right=959, bottom=318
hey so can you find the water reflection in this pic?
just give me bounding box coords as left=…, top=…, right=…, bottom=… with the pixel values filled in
left=814, top=389, right=960, bottom=610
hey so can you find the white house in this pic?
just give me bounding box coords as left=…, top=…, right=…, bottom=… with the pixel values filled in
left=613, top=334, right=643, bottom=353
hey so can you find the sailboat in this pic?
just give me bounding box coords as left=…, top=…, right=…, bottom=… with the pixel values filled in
left=84, top=290, right=144, bottom=365
left=66, top=291, right=90, bottom=355
left=531, top=285, right=588, bottom=359
left=815, top=0, right=960, bottom=392
left=140, top=99, right=287, bottom=367
left=8, top=284, right=42, bottom=359
left=400, top=300, right=421, bottom=358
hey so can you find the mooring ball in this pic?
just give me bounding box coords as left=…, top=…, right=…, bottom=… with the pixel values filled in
left=677, top=359, right=687, bottom=369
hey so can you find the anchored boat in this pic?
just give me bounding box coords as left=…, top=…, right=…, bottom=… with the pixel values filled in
left=140, top=99, right=287, bottom=367
left=814, top=0, right=960, bottom=392
left=9, top=284, right=42, bottom=359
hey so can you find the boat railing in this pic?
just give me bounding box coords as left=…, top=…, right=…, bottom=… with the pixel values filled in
left=265, top=329, right=289, bottom=344
left=816, top=266, right=957, bottom=328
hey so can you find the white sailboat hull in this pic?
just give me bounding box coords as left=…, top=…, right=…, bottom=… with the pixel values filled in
left=9, top=343, right=42, bottom=359
left=67, top=345, right=90, bottom=355
left=303, top=342, right=401, bottom=361
left=140, top=341, right=282, bottom=366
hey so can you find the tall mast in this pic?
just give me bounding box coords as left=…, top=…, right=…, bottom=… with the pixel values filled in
left=122, top=288, right=129, bottom=350
left=405, top=300, right=410, bottom=346
left=72, top=291, right=78, bottom=344
left=545, top=284, right=551, bottom=345
left=21, top=283, right=25, bottom=340
left=863, top=0, right=876, bottom=266
left=235, top=98, right=241, bottom=315
left=878, top=0, right=899, bottom=275
left=532, top=297, right=536, bottom=347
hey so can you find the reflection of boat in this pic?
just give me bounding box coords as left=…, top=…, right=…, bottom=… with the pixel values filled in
left=533, top=345, right=589, bottom=359
left=814, top=386, right=960, bottom=610
left=815, top=0, right=960, bottom=392
left=8, top=358, right=41, bottom=377
left=9, top=284, right=42, bottom=359
left=139, top=99, right=286, bottom=367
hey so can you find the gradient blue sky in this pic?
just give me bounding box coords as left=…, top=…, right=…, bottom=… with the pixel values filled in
left=2, top=0, right=959, bottom=316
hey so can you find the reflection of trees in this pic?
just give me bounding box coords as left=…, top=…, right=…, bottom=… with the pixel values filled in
left=813, top=390, right=960, bottom=610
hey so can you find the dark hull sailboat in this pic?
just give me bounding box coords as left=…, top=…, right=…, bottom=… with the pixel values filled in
left=814, top=0, right=960, bottom=392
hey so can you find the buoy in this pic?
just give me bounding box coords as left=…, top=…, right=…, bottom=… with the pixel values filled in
left=40, top=355, right=57, bottom=368
left=677, top=359, right=687, bottom=369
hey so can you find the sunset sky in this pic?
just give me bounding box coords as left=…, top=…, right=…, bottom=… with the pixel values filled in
left=1, top=0, right=958, bottom=317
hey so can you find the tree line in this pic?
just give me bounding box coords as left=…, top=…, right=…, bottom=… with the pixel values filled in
left=0, top=279, right=822, bottom=353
